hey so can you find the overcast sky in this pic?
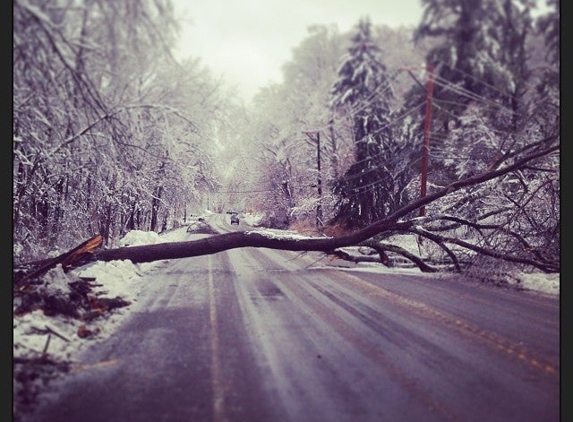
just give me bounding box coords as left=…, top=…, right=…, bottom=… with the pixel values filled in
left=171, top=0, right=425, bottom=103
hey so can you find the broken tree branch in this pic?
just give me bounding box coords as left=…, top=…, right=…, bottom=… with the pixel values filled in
left=13, top=141, right=559, bottom=274
left=409, top=226, right=558, bottom=273
left=16, top=235, right=103, bottom=286
left=87, top=143, right=558, bottom=266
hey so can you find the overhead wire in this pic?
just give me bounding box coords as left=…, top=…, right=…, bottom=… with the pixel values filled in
left=327, top=102, right=427, bottom=185
left=435, top=59, right=517, bottom=102
left=430, top=74, right=518, bottom=117
left=319, top=77, right=525, bottom=202
left=230, top=61, right=534, bottom=202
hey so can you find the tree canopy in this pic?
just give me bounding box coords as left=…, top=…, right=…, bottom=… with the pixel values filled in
left=13, top=1, right=559, bottom=280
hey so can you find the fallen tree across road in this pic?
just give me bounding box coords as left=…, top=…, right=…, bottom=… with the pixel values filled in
left=14, top=140, right=560, bottom=281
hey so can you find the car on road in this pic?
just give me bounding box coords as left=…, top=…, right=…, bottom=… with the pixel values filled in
left=230, top=214, right=240, bottom=225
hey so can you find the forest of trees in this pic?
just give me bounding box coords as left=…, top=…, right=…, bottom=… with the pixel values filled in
left=13, top=0, right=225, bottom=255
left=13, top=0, right=559, bottom=278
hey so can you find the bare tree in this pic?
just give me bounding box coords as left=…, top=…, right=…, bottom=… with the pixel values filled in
left=13, top=0, right=224, bottom=260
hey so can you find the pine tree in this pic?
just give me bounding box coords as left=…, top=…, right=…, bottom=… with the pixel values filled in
left=535, top=0, right=559, bottom=106
left=403, top=0, right=536, bottom=186
left=414, top=0, right=533, bottom=114
left=328, top=18, right=405, bottom=228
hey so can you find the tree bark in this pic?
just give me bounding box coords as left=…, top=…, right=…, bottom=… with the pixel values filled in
left=16, top=235, right=104, bottom=286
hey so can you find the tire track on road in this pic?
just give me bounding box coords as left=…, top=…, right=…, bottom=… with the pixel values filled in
left=323, top=270, right=559, bottom=381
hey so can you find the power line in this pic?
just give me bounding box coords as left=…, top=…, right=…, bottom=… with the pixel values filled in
left=327, top=102, right=426, bottom=184
left=306, top=68, right=409, bottom=135
left=270, top=99, right=426, bottom=189
left=215, top=189, right=276, bottom=194
left=435, top=59, right=516, bottom=102
left=231, top=63, right=538, bottom=208
left=430, top=74, right=517, bottom=116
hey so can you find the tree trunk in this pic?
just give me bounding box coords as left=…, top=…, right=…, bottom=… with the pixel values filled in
left=150, top=186, right=163, bottom=232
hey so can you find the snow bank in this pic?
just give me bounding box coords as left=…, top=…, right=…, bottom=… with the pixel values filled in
left=119, top=230, right=161, bottom=247
left=244, top=212, right=265, bottom=226
left=246, top=228, right=328, bottom=241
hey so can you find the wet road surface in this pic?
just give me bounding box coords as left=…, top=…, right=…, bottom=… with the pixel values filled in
left=28, top=220, right=559, bottom=422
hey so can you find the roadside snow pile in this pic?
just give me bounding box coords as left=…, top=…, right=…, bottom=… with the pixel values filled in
left=246, top=228, right=328, bottom=240
left=13, top=227, right=193, bottom=418
left=244, top=212, right=265, bottom=226
left=119, top=230, right=161, bottom=247
left=75, top=259, right=148, bottom=297
left=14, top=265, right=133, bottom=362
left=512, top=271, right=560, bottom=295
left=13, top=263, right=132, bottom=419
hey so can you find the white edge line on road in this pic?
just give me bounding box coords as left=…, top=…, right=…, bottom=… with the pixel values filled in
left=208, top=254, right=226, bottom=422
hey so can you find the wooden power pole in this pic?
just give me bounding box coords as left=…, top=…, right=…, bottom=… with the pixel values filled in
left=303, top=131, right=323, bottom=227
left=419, top=64, right=434, bottom=217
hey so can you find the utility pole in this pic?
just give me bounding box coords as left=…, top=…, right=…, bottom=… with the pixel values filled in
left=303, top=131, right=323, bottom=227
left=316, top=131, right=323, bottom=226
left=419, top=63, right=434, bottom=217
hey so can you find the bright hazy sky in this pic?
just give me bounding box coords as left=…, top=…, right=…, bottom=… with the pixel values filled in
left=171, top=0, right=552, bottom=104
left=171, top=0, right=425, bottom=103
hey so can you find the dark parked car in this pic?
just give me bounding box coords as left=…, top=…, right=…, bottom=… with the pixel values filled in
left=230, top=214, right=240, bottom=225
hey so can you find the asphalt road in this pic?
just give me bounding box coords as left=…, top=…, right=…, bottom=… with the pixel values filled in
left=28, top=215, right=560, bottom=422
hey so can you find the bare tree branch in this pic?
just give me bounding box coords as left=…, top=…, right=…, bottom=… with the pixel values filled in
left=409, top=226, right=558, bottom=273
left=375, top=243, right=440, bottom=273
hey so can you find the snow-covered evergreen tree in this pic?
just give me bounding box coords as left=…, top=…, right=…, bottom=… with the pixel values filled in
left=404, top=0, right=559, bottom=272
left=534, top=0, right=559, bottom=121
left=329, top=17, right=410, bottom=228
left=414, top=0, right=534, bottom=115
left=402, top=0, right=539, bottom=189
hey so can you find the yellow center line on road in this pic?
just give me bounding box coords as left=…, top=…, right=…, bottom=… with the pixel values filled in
left=271, top=268, right=462, bottom=422
left=333, top=270, right=558, bottom=379
left=208, top=254, right=226, bottom=422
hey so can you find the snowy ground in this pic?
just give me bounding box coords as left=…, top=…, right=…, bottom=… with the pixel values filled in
left=13, top=215, right=560, bottom=417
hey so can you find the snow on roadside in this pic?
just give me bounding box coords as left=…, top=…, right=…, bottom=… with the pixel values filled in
left=12, top=223, right=560, bottom=419
left=13, top=227, right=193, bottom=364
left=518, top=271, right=560, bottom=295
left=13, top=225, right=560, bottom=366
left=243, top=212, right=265, bottom=226
left=246, top=227, right=330, bottom=240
